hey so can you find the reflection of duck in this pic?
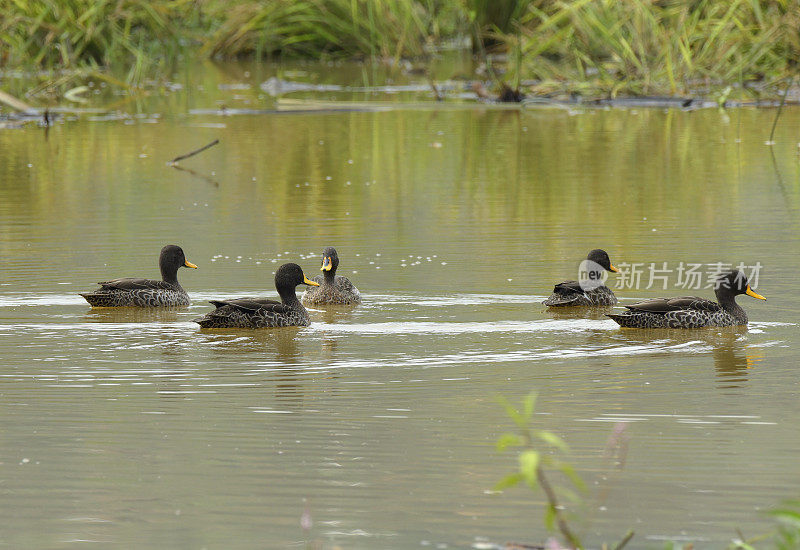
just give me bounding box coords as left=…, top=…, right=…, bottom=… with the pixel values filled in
left=709, top=329, right=760, bottom=385
left=194, top=263, right=319, bottom=328
left=84, top=307, right=182, bottom=324
left=302, top=247, right=361, bottom=305
left=80, top=245, right=197, bottom=307
left=608, top=270, right=766, bottom=328
left=315, top=303, right=358, bottom=325
left=546, top=307, right=615, bottom=321
left=608, top=324, right=758, bottom=385
left=543, top=249, right=619, bottom=307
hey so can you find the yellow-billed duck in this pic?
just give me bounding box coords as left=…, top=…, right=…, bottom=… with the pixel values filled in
left=607, top=270, right=765, bottom=328
left=80, top=244, right=197, bottom=307
left=194, top=263, right=319, bottom=328
left=543, top=249, right=619, bottom=307
left=301, top=246, right=361, bottom=305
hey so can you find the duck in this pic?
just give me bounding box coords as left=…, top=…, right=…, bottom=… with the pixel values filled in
left=80, top=244, right=197, bottom=307
left=301, top=246, right=361, bottom=305
left=543, top=249, right=619, bottom=306
left=607, top=270, right=765, bottom=328
left=194, top=263, right=319, bottom=328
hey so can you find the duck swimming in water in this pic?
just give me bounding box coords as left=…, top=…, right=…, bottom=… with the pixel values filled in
left=543, top=249, right=619, bottom=307
left=80, top=244, right=197, bottom=307
left=301, top=246, right=361, bottom=305
left=194, top=263, right=319, bottom=328
left=607, top=270, right=765, bottom=328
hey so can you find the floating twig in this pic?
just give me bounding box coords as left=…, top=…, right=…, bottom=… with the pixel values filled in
left=169, top=139, right=220, bottom=165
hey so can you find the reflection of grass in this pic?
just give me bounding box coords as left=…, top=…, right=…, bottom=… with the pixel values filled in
left=1, top=1, right=798, bottom=98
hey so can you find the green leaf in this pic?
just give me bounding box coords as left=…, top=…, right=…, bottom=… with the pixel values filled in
left=522, top=392, right=536, bottom=422
left=769, top=508, right=800, bottom=529
left=496, top=395, right=527, bottom=429
left=496, top=432, right=523, bottom=452
left=494, top=472, right=524, bottom=491
left=518, top=450, right=540, bottom=488
left=535, top=429, right=569, bottom=453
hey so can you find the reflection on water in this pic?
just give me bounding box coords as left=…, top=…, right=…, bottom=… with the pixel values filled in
left=315, top=304, right=359, bottom=325
left=83, top=306, right=185, bottom=324
left=0, top=67, right=799, bottom=548
left=609, top=325, right=760, bottom=387
left=544, top=305, right=617, bottom=321
left=709, top=329, right=762, bottom=387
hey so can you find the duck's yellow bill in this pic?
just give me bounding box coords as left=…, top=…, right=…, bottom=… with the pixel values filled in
left=185, top=260, right=198, bottom=269
left=304, top=275, right=320, bottom=287
left=745, top=286, right=766, bottom=300
left=321, top=257, right=333, bottom=271
left=609, top=264, right=619, bottom=273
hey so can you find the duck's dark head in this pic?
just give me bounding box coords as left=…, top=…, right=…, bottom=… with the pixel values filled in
left=160, top=244, right=197, bottom=283
left=715, top=270, right=766, bottom=302
left=276, top=262, right=319, bottom=302
left=320, top=246, right=340, bottom=281
left=587, top=249, right=618, bottom=273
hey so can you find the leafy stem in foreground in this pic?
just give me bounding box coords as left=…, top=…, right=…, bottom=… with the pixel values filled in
left=495, top=393, right=585, bottom=550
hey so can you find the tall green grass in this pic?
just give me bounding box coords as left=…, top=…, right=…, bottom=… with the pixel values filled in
left=512, top=0, right=800, bottom=96
left=0, top=0, right=199, bottom=80
left=202, top=0, right=458, bottom=60
left=1, top=0, right=798, bottom=96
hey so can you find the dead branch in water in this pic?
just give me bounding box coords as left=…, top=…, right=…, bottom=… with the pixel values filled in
left=169, top=139, right=219, bottom=165
left=426, top=75, right=443, bottom=101
left=0, top=89, right=35, bottom=113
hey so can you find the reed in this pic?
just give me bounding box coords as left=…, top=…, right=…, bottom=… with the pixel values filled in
left=0, top=0, right=196, bottom=70
left=201, top=0, right=452, bottom=60
left=1, top=0, right=798, bottom=97
left=512, top=0, right=800, bottom=97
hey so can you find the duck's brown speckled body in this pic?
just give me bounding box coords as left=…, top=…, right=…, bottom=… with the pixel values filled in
left=302, top=247, right=361, bottom=305
left=543, top=281, right=617, bottom=306
left=80, top=245, right=197, bottom=307
left=607, top=270, right=765, bottom=328
left=194, top=263, right=319, bottom=328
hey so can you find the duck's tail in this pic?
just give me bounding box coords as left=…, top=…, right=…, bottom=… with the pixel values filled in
left=605, top=313, right=631, bottom=327
left=542, top=293, right=580, bottom=307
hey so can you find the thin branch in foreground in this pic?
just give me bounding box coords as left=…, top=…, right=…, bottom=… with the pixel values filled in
left=612, top=530, right=635, bottom=550
left=168, top=139, right=220, bottom=165
left=536, top=466, right=581, bottom=549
